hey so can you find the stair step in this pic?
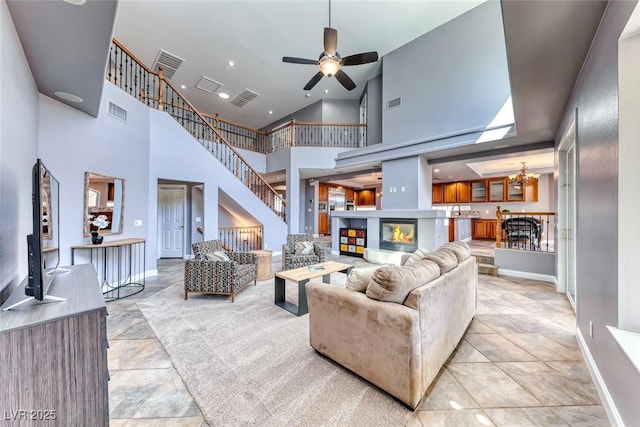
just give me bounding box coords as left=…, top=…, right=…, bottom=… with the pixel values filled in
left=478, top=263, right=498, bottom=276
left=473, top=254, right=496, bottom=265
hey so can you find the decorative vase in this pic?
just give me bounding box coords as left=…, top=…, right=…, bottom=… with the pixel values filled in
left=91, top=233, right=103, bottom=245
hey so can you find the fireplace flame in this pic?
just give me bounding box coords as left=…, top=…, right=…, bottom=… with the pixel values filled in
left=392, top=225, right=414, bottom=243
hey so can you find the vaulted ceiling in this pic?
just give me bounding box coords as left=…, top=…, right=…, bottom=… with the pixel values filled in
left=6, top=0, right=608, bottom=183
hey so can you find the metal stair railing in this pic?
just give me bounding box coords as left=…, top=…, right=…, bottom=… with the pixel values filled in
left=107, top=39, right=286, bottom=221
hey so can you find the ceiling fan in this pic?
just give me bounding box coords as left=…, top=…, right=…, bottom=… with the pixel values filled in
left=282, top=1, right=378, bottom=91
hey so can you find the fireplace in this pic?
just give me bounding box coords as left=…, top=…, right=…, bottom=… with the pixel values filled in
left=379, top=218, right=418, bottom=252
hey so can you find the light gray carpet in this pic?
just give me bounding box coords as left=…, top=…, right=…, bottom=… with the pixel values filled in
left=138, top=276, right=412, bottom=427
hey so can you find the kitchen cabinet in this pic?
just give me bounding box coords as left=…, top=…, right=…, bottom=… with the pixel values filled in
left=319, top=183, right=328, bottom=200
left=432, top=183, right=444, bottom=204
left=443, top=182, right=470, bottom=203
left=356, top=189, right=375, bottom=206
left=488, top=179, right=506, bottom=202
left=345, top=187, right=355, bottom=201
left=472, top=219, right=499, bottom=240
left=319, top=213, right=328, bottom=234
left=470, top=180, right=487, bottom=202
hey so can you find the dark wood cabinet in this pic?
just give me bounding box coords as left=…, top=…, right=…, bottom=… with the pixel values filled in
left=356, top=189, right=375, bottom=206
left=319, top=212, right=328, bottom=234
left=318, top=183, right=328, bottom=200
left=432, top=183, right=444, bottom=204
left=345, top=187, right=355, bottom=201
left=472, top=219, right=499, bottom=240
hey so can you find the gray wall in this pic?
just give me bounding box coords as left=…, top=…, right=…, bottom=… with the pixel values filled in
left=261, top=100, right=322, bottom=130
left=322, top=99, right=358, bottom=123
left=555, top=1, right=640, bottom=423
left=382, top=1, right=511, bottom=146
left=0, top=1, right=39, bottom=304
left=364, top=75, right=382, bottom=146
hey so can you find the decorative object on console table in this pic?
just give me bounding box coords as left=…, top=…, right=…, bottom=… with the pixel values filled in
left=339, top=228, right=366, bottom=257
left=88, top=214, right=109, bottom=245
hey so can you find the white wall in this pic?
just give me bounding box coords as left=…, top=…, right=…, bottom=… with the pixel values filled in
left=0, top=1, right=41, bottom=303
left=38, top=83, right=152, bottom=269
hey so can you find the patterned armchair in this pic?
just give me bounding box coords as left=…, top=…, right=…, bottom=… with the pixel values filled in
left=184, top=240, right=257, bottom=302
left=282, top=233, right=325, bottom=270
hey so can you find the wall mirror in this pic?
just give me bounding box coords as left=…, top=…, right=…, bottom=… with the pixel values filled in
left=83, top=172, right=125, bottom=236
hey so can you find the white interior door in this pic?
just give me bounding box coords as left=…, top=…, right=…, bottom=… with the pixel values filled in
left=159, top=185, right=186, bottom=258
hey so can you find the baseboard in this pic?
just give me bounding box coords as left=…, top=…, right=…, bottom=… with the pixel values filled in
left=497, top=268, right=556, bottom=284
left=576, top=327, right=624, bottom=427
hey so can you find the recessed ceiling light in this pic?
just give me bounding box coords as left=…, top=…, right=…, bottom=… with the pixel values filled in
left=218, top=92, right=230, bottom=99
left=324, top=89, right=329, bottom=94
left=434, top=168, right=440, bottom=173
left=227, top=60, right=235, bottom=67
left=305, top=93, right=311, bottom=97
left=268, top=110, right=273, bottom=115
left=180, top=84, right=186, bottom=89
left=54, top=91, right=83, bottom=103
left=63, top=0, right=86, bottom=5
left=447, top=176, right=453, bottom=179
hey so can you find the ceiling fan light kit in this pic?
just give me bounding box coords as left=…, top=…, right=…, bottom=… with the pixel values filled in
left=282, top=1, right=378, bottom=91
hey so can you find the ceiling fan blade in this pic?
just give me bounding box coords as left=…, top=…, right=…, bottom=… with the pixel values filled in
left=341, top=51, right=379, bottom=66
left=334, top=69, right=356, bottom=91
left=303, top=71, right=324, bottom=90
left=324, top=27, right=337, bottom=56
left=283, top=57, right=319, bottom=65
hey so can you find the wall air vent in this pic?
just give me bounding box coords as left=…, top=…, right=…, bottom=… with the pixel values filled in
left=230, top=89, right=260, bottom=107
left=387, top=97, right=402, bottom=109
left=195, top=76, right=223, bottom=94
left=108, top=102, right=127, bottom=122
left=152, top=49, right=184, bottom=79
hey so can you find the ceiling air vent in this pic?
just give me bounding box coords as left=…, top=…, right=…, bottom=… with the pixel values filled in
left=230, top=89, right=260, bottom=107
left=152, top=49, right=184, bottom=79
left=108, top=102, right=127, bottom=122
left=195, top=76, right=223, bottom=94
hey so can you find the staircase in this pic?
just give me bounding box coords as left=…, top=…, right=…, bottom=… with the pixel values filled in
left=474, top=253, right=498, bottom=276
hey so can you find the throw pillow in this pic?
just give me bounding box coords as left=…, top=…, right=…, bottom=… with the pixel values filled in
left=345, top=265, right=381, bottom=293
left=204, top=251, right=230, bottom=262
left=366, top=260, right=440, bottom=303
left=424, top=249, right=458, bottom=274
left=294, top=241, right=315, bottom=255
left=441, top=241, right=472, bottom=262
left=404, top=247, right=431, bottom=265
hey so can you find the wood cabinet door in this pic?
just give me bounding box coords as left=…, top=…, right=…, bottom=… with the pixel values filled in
left=525, top=181, right=539, bottom=202
left=456, top=182, right=470, bottom=203
left=319, top=184, right=328, bottom=200
left=345, top=187, right=355, bottom=201
left=489, top=219, right=499, bottom=239
left=472, top=219, right=489, bottom=239
left=444, top=183, right=457, bottom=203
left=318, top=213, right=328, bottom=234
left=432, top=184, right=444, bottom=204
left=507, top=182, right=525, bottom=201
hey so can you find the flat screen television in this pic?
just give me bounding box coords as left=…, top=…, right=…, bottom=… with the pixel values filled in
left=3, top=159, right=65, bottom=311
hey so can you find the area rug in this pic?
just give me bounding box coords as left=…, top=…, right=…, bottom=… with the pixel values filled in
left=137, top=277, right=412, bottom=426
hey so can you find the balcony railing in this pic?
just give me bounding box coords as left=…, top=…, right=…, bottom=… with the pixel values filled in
left=107, top=39, right=285, bottom=222
left=496, top=206, right=555, bottom=252
left=266, top=120, right=366, bottom=153
left=218, top=226, right=263, bottom=252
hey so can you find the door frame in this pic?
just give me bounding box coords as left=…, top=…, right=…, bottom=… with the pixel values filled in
left=157, top=184, right=188, bottom=259
left=557, top=118, right=576, bottom=309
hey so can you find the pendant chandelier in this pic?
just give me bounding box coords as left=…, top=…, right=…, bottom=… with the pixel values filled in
left=508, top=162, right=539, bottom=186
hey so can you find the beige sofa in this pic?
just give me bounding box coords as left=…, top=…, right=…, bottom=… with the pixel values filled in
left=305, top=242, right=477, bottom=409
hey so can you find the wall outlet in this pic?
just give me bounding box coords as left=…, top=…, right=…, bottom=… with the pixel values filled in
left=134, top=219, right=142, bottom=226
left=195, top=216, right=201, bottom=222
left=589, top=321, right=593, bottom=338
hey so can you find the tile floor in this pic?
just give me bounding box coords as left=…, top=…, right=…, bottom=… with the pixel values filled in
left=106, top=249, right=610, bottom=427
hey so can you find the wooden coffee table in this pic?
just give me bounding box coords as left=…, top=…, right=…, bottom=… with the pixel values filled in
left=274, top=261, right=353, bottom=316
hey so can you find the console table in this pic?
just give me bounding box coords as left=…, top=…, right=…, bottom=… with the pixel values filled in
left=71, top=238, right=145, bottom=301
left=0, top=264, right=108, bottom=426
